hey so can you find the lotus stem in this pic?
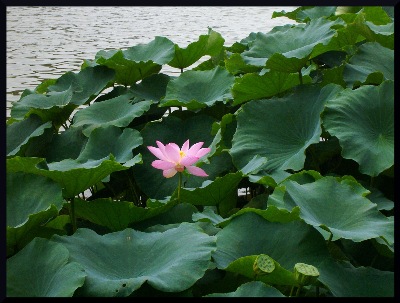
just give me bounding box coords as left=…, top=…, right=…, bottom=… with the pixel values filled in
left=178, top=172, right=182, bottom=203
left=126, top=171, right=140, bottom=206
left=289, top=286, right=295, bottom=297
left=327, top=232, right=333, bottom=245
left=69, top=198, right=77, bottom=233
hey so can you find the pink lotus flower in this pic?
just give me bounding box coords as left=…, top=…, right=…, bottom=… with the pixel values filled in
left=147, top=140, right=211, bottom=178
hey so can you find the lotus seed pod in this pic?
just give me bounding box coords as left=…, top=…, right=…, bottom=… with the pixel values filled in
left=294, top=263, right=320, bottom=286
left=253, top=254, right=276, bottom=276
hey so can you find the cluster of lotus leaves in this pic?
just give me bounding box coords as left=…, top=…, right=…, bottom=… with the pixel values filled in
left=6, top=6, right=394, bottom=297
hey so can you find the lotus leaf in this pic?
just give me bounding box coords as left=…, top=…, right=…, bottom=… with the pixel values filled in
left=51, top=224, right=216, bottom=296
left=205, top=281, right=284, bottom=297
left=283, top=177, right=394, bottom=243
left=7, top=237, right=86, bottom=297
left=161, top=66, right=234, bottom=110
left=322, top=80, right=394, bottom=176
left=212, top=212, right=330, bottom=269
left=318, top=259, right=394, bottom=297
left=73, top=197, right=178, bottom=231
left=241, top=18, right=339, bottom=71
left=230, top=84, right=343, bottom=173
left=7, top=114, right=53, bottom=156
left=343, top=42, right=394, bottom=86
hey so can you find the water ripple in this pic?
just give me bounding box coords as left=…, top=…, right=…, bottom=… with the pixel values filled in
left=6, top=6, right=297, bottom=116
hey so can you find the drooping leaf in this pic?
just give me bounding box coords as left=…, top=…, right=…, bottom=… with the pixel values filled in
left=72, top=96, right=151, bottom=136
left=10, top=86, right=77, bottom=127
left=241, top=18, right=340, bottom=72
left=192, top=206, right=225, bottom=225
left=168, top=28, right=225, bottom=70
left=76, top=126, right=142, bottom=163
left=205, top=281, right=285, bottom=297
left=232, top=70, right=311, bottom=105
left=6, top=204, right=61, bottom=257
left=366, top=188, right=394, bottom=211
left=363, top=21, right=394, bottom=49
left=7, top=126, right=142, bottom=198
left=6, top=114, right=53, bottom=157
left=192, top=201, right=300, bottom=228
left=95, top=50, right=161, bottom=86
left=73, top=197, right=178, bottom=231
left=272, top=6, right=337, bottom=23
left=89, top=85, right=131, bottom=102
left=129, top=73, right=171, bottom=102
left=230, top=84, right=343, bottom=173
left=123, top=36, right=175, bottom=65
left=318, top=259, right=394, bottom=297
left=343, top=42, right=394, bottom=87
left=177, top=172, right=243, bottom=217
left=283, top=177, right=394, bottom=243
left=321, top=65, right=347, bottom=87
left=204, top=28, right=225, bottom=57
left=322, top=81, right=394, bottom=176
left=224, top=53, right=262, bottom=75
left=44, top=214, right=71, bottom=232
left=6, top=155, right=140, bottom=198
left=51, top=224, right=216, bottom=296
left=94, top=37, right=175, bottom=86
left=247, top=170, right=290, bottom=188
left=160, top=66, right=235, bottom=110
left=359, top=6, right=393, bottom=25
left=133, top=203, right=199, bottom=231
left=6, top=171, right=65, bottom=256
left=7, top=172, right=64, bottom=228
left=43, top=126, right=88, bottom=163
left=209, top=113, right=236, bottom=152
left=212, top=212, right=330, bottom=270
left=334, top=6, right=363, bottom=16
left=216, top=205, right=301, bottom=228
left=34, top=78, right=57, bottom=94
left=7, top=237, right=86, bottom=297
left=169, top=36, right=209, bottom=70
left=347, top=10, right=394, bottom=49
left=372, top=233, right=394, bottom=258
left=47, top=65, right=115, bottom=105
left=168, top=29, right=224, bottom=70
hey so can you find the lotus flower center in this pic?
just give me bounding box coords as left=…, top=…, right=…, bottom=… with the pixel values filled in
left=179, top=150, right=186, bottom=159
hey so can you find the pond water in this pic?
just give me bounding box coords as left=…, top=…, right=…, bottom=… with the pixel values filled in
left=6, top=6, right=298, bottom=117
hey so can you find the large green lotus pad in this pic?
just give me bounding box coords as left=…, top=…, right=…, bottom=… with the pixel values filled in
left=51, top=223, right=216, bottom=296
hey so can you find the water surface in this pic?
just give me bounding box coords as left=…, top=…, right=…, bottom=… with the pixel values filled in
left=6, top=6, right=298, bottom=116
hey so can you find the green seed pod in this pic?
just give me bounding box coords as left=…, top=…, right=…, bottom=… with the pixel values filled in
left=253, top=254, right=276, bottom=276
left=294, top=263, right=319, bottom=286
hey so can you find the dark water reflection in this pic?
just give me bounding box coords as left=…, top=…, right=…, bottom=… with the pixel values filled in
left=6, top=6, right=297, bottom=116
